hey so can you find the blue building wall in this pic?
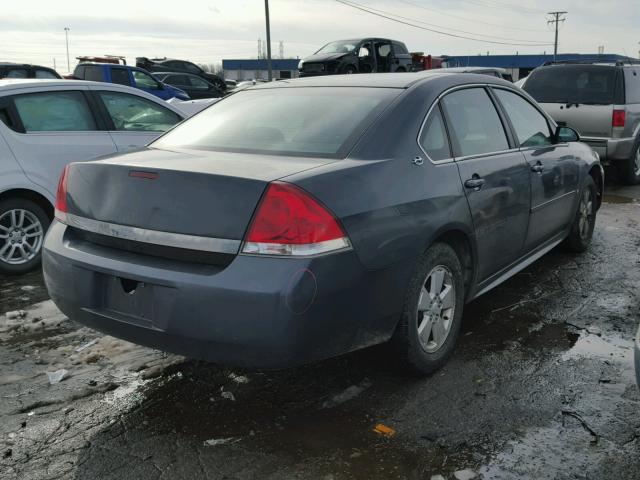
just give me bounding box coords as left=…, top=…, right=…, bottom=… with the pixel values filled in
left=443, top=53, right=634, bottom=69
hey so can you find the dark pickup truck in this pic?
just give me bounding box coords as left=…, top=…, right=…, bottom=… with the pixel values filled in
left=298, top=38, right=412, bottom=76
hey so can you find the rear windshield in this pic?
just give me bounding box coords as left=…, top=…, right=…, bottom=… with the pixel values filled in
left=524, top=65, right=621, bottom=104
left=152, top=87, right=398, bottom=157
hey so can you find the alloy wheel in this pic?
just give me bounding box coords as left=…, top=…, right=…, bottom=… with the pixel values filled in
left=0, top=209, right=44, bottom=265
left=416, top=265, right=456, bottom=353
left=578, top=189, right=594, bottom=240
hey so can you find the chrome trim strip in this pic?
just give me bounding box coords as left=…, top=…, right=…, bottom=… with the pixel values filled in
left=241, top=237, right=352, bottom=257
left=530, top=190, right=577, bottom=213
left=60, top=212, right=241, bottom=254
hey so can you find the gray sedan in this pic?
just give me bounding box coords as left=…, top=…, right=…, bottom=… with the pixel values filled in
left=43, top=72, right=603, bottom=375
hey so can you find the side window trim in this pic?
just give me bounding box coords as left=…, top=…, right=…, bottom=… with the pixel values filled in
left=416, top=101, right=454, bottom=164
left=489, top=86, right=556, bottom=149
left=439, top=85, right=516, bottom=161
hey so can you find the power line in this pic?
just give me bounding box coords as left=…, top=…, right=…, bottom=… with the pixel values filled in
left=547, top=11, right=568, bottom=61
left=396, top=0, right=548, bottom=33
left=344, top=0, right=551, bottom=44
left=461, top=0, right=545, bottom=15
left=335, top=0, right=554, bottom=47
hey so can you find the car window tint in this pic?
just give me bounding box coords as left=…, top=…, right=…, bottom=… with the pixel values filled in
left=170, top=75, right=190, bottom=86
left=0, top=108, right=13, bottom=129
left=524, top=66, right=619, bottom=104
left=98, top=91, right=182, bottom=132
left=84, top=66, right=104, bottom=82
left=184, top=63, right=200, bottom=74
left=494, top=89, right=553, bottom=147
left=392, top=42, right=409, bottom=55
left=419, top=107, right=451, bottom=161
left=7, top=69, right=28, bottom=78
left=111, top=68, right=131, bottom=86
left=441, top=88, right=509, bottom=157
left=14, top=91, right=96, bottom=132
left=132, top=70, right=159, bottom=89
left=188, top=76, right=209, bottom=89
left=153, top=87, right=398, bottom=157
left=34, top=69, right=58, bottom=79
left=624, top=68, right=640, bottom=104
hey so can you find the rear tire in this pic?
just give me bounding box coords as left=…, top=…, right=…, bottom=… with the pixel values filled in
left=0, top=198, right=50, bottom=275
left=563, top=176, right=597, bottom=253
left=393, top=243, right=465, bottom=376
left=616, top=140, right=640, bottom=185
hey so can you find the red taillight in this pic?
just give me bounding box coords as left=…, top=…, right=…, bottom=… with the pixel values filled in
left=54, top=165, right=70, bottom=221
left=612, top=109, right=626, bottom=128
left=242, top=182, right=350, bottom=256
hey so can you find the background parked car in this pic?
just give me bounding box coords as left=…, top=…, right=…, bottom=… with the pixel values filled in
left=0, top=79, right=187, bottom=274
left=523, top=61, right=640, bottom=184
left=72, top=63, right=190, bottom=101
left=43, top=72, right=602, bottom=376
left=153, top=72, right=223, bottom=99
left=136, top=57, right=227, bottom=92
left=298, top=38, right=412, bottom=76
left=0, top=63, right=61, bottom=80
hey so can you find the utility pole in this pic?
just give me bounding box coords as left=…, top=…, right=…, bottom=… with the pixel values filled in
left=547, top=12, right=567, bottom=62
left=264, top=0, right=273, bottom=81
left=64, top=27, right=71, bottom=73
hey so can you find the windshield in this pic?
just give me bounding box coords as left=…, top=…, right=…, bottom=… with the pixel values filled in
left=152, top=87, right=398, bottom=157
left=524, top=65, right=620, bottom=104
left=316, top=41, right=358, bottom=55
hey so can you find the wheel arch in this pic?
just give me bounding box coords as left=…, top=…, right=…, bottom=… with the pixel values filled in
left=587, top=164, right=604, bottom=211
left=428, top=225, right=477, bottom=297
left=0, top=188, right=54, bottom=220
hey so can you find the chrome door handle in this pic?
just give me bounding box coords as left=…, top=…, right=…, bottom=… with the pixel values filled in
left=531, top=162, right=544, bottom=173
left=464, top=177, right=485, bottom=190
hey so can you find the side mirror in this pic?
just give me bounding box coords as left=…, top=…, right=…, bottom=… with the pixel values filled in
left=555, top=125, right=580, bottom=143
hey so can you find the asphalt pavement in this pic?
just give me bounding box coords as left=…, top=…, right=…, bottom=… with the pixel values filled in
left=1, top=178, right=639, bottom=480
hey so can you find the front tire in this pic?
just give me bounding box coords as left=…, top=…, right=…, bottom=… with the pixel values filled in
left=342, top=65, right=357, bottom=75
left=563, top=176, right=597, bottom=253
left=0, top=198, right=50, bottom=275
left=393, top=243, right=465, bottom=376
left=616, top=141, right=640, bottom=185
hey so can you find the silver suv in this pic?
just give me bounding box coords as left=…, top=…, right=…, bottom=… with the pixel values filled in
left=524, top=61, right=640, bottom=184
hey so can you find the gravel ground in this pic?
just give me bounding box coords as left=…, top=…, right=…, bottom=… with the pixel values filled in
left=0, top=180, right=638, bottom=480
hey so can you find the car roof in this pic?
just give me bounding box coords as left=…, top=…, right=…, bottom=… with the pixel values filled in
left=252, top=71, right=460, bottom=89
left=442, top=66, right=507, bottom=73
left=0, top=79, right=184, bottom=112
left=0, top=62, right=54, bottom=69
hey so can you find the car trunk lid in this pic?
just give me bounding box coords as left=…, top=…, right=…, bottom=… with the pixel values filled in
left=64, top=148, right=336, bottom=248
left=539, top=103, right=615, bottom=138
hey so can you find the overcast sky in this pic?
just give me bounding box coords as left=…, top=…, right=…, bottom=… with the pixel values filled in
left=2, top=0, right=639, bottom=72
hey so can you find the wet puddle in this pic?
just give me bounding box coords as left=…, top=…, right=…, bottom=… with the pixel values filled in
left=602, top=194, right=639, bottom=204
left=561, top=332, right=633, bottom=364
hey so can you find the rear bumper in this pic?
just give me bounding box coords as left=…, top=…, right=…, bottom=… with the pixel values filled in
left=42, top=221, right=405, bottom=369
left=582, top=137, right=636, bottom=162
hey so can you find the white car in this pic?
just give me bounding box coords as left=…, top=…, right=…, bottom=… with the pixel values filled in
left=0, top=79, right=188, bottom=274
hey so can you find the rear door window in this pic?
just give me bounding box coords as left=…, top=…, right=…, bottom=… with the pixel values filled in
left=441, top=88, right=509, bottom=157
left=84, top=66, right=104, bottom=82
left=132, top=70, right=161, bottom=89
left=98, top=91, right=182, bottom=132
left=524, top=66, right=622, bottom=104
left=6, top=69, right=28, bottom=78
left=34, top=69, right=59, bottom=79
left=419, top=107, right=451, bottom=161
left=493, top=89, right=553, bottom=147
left=111, top=68, right=131, bottom=86
left=13, top=91, right=97, bottom=132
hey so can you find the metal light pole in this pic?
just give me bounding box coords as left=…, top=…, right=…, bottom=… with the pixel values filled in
left=64, top=27, right=70, bottom=73
left=264, top=0, right=273, bottom=81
